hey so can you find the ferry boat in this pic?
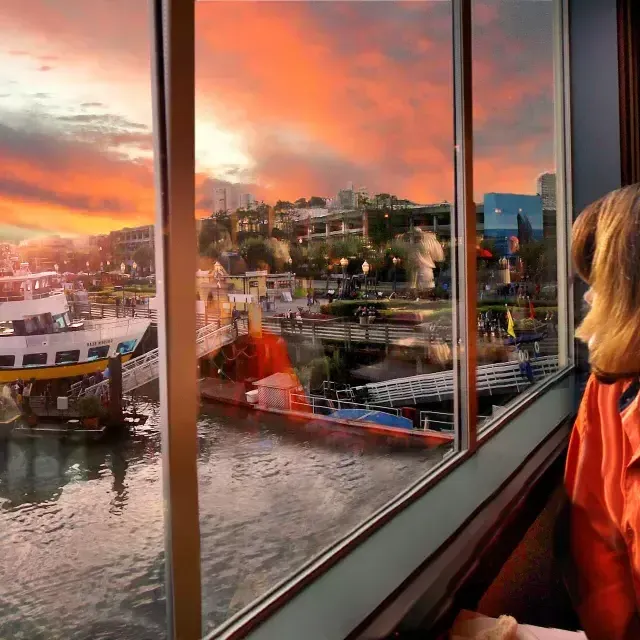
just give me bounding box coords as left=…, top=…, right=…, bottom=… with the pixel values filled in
left=0, top=267, right=150, bottom=383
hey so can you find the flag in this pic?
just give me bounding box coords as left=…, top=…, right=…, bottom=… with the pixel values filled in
left=529, top=298, right=535, bottom=319
left=506, top=307, right=516, bottom=339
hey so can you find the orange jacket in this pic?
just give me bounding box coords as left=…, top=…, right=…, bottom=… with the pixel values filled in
left=565, top=375, right=640, bottom=639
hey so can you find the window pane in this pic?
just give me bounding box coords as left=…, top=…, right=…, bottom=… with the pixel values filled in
left=55, top=349, right=80, bottom=364
left=22, top=353, right=48, bottom=367
left=195, top=0, right=456, bottom=632
left=0, top=2, right=167, bottom=638
left=472, top=0, right=562, bottom=427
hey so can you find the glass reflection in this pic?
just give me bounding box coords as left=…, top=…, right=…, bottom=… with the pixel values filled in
left=472, top=0, right=561, bottom=429
left=195, top=0, right=456, bottom=632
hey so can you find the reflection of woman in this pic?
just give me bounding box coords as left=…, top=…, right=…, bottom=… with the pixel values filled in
left=563, top=184, right=640, bottom=640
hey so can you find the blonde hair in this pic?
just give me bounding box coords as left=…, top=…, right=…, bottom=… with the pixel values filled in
left=573, top=183, right=640, bottom=379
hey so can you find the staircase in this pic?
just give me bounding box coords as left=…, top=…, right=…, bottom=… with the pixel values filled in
left=77, top=320, right=247, bottom=399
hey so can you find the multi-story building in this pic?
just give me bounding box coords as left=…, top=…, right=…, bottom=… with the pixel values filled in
left=536, top=172, right=557, bottom=210
left=109, top=224, right=155, bottom=271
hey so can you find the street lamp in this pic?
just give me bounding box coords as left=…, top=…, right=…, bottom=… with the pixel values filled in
left=362, top=260, right=370, bottom=298
left=392, top=256, right=399, bottom=292
left=340, top=257, right=348, bottom=298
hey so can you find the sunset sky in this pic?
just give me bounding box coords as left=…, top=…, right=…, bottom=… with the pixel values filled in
left=0, top=0, right=555, bottom=241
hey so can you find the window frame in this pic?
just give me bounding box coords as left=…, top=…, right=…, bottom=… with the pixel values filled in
left=151, top=0, right=577, bottom=638
left=22, top=352, right=48, bottom=367
left=55, top=349, right=80, bottom=365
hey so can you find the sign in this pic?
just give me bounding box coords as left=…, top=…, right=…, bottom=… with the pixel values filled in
left=87, top=339, right=110, bottom=348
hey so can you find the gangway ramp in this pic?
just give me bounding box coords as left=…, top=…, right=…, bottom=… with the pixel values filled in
left=351, top=355, right=559, bottom=407
left=79, top=320, right=247, bottom=398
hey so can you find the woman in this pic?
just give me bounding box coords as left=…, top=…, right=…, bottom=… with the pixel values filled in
left=565, top=183, right=640, bottom=639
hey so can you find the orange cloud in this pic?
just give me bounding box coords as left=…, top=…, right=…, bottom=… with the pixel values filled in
left=0, top=0, right=557, bottom=238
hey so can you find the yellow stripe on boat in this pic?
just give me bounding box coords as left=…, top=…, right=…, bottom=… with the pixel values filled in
left=0, top=354, right=133, bottom=383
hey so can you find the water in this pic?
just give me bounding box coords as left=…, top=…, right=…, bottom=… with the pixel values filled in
left=0, top=396, right=446, bottom=639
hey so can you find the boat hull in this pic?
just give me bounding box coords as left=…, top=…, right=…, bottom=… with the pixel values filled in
left=0, top=353, right=133, bottom=383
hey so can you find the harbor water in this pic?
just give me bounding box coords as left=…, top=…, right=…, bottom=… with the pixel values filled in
left=0, top=394, right=445, bottom=639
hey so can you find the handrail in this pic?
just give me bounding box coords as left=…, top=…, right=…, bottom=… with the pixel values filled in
left=75, top=319, right=244, bottom=399
left=289, top=391, right=401, bottom=417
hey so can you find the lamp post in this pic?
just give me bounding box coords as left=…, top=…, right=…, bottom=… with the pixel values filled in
left=392, top=256, right=399, bottom=292
left=340, top=257, right=348, bottom=298
left=120, top=262, right=126, bottom=305
left=362, top=260, right=370, bottom=298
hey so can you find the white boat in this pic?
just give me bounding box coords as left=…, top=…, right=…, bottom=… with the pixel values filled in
left=0, top=267, right=150, bottom=383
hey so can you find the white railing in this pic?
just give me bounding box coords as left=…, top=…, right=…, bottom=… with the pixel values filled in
left=72, top=301, right=215, bottom=329
left=261, top=318, right=418, bottom=346
left=289, top=391, right=401, bottom=418
left=77, top=319, right=246, bottom=399
left=357, top=356, right=559, bottom=407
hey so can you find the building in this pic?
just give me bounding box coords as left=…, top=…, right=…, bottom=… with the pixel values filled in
left=536, top=172, right=557, bottom=209
left=213, top=187, right=232, bottom=213
left=239, top=193, right=256, bottom=209
left=109, top=224, right=155, bottom=271
left=483, top=193, right=543, bottom=255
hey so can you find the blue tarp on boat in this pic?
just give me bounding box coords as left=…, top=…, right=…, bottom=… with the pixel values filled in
left=330, top=408, right=413, bottom=429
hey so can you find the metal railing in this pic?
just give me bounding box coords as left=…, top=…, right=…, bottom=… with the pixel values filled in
left=354, top=356, right=559, bottom=407
left=289, top=391, right=401, bottom=418
left=76, top=319, right=247, bottom=399
left=71, top=301, right=213, bottom=329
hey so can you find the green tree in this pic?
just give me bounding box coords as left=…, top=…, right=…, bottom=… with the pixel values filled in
left=308, top=196, right=327, bottom=208
left=239, top=237, right=275, bottom=271
left=294, top=197, right=308, bottom=209
left=133, top=245, right=154, bottom=272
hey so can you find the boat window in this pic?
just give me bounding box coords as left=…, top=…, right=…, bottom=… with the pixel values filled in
left=55, top=350, right=80, bottom=365
left=87, top=345, right=110, bottom=360
left=22, top=353, right=48, bottom=367
left=115, top=340, right=137, bottom=354
left=0, top=355, right=15, bottom=367
left=12, top=320, right=26, bottom=336
left=52, top=314, right=67, bottom=331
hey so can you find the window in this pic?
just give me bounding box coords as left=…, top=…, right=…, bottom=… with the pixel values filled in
left=471, top=0, right=568, bottom=432
left=4, top=0, right=618, bottom=638
left=0, top=355, right=16, bottom=367
left=22, top=353, right=48, bottom=367
left=53, top=313, right=67, bottom=330
left=195, top=0, right=458, bottom=633
left=55, top=350, right=80, bottom=364
left=87, top=345, right=110, bottom=360
left=116, top=339, right=137, bottom=354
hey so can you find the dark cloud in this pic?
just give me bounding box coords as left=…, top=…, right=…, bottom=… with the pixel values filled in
left=32, top=92, right=50, bottom=99
left=81, top=101, right=105, bottom=108
left=0, top=176, right=130, bottom=213
left=38, top=65, right=52, bottom=72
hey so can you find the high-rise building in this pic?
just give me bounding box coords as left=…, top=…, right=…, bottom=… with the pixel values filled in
left=536, top=172, right=556, bottom=209
left=214, top=187, right=232, bottom=213
left=239, top=193, right=256, bottom=209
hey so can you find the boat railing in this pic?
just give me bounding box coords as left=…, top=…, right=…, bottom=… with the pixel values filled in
left=289, top=391, right=401, bottom=418
left=0, top=289, right=63, bottom=303
left=20, top=317, right=148, bottom=347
